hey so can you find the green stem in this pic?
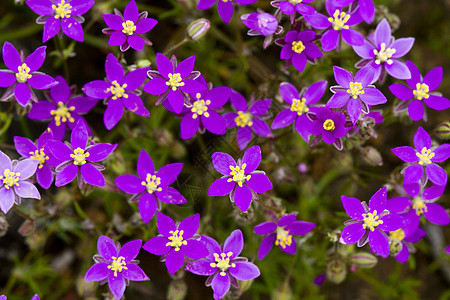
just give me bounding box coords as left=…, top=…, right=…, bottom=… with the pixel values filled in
left=163, top=37, right=189, bottom=56
left=55, top=37, right=70, bottom=82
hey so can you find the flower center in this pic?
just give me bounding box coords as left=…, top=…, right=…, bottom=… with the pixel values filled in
left=328, top=10, right=350, bottom=31
left=289, top=0, right=303, bottom=4
left=16, top=63, right=32, bottom=83
left=107, top=81, right=128, bottom=100
left=413, top=83, right=430, bottom=101
left=191, top=93, right=211, bottom=119
left=141, top=173, right=162, bottom=194
left=70, top=147, right=89, bottom=165
left=290, top=98, right=309, bottom=115
left=416, top=147, right=435, bottom=165
left=227, top=163, right=251, bottom=187
left=107, top=256, right=127, bottom=277
left=291, top=41, right=305, bottom=54
left=166, top=73, right=185, bottom=91
left=412, top=197, right=427, bottom=216
left=165, top=230, right=187, bottom=251
left=0, top=169, right=20, bottom=189
left=389, top=228, right=405, bottom=242
left=52, top=0, right=72, bottom=19
left=373, top=43, right=396, bottom=65
left=323, top=119, right=335, bottom=131
left=29, top=149, right=49, bottom=169
left=122, top=20, right=136, bottom=35
left=234, top=111, right=253, bottom=127
left=275, top=227, right=293, bottom=249
left=210, top=252, right=235, bottom=276
left=347, top=82, right=365, bottom=99
left=50, top=101, right=75, bottom=126
left=362, top=210, right=383, bottom=231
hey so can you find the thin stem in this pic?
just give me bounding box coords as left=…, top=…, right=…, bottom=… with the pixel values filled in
left=163, top=37, right=189, bottom=56
left=55, top=37, right=70, bottom=82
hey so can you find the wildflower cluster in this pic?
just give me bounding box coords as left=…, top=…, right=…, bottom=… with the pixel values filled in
left=0, top=0, right=448, bottom=299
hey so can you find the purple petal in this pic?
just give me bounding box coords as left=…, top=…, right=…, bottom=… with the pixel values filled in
left=426, top=164, right=447, bottom=186
left=15, top=181, right=40, bottom=199
left=180, top=114, right=199, bottom=140
left=138, top=193, right=157, bottom=222
left=24, top=46, right=46, bottom=72
left=168, top=89, right=184, bottom=114
left=82, top=80, right=110, bottom=99
left=61, top=17, right=83, bottom=42
left=26, top=0, right=54, bottom=15
left=202, top=111, right=226, bottom=135
left=103, top=14, right=123, bottom=30
left=242, top=145, right=261, bottom=173
left=408, top=99, right=424, bottom=121
left=156, top=211, right=176, bottom=237
left=182, top=239, right=208, bottom=259
left=327, top=91, right=349, bottom=108
left=237, top=126, right=252, bottom=150
left=333, top=66, right=353, bottom=88
left=175, top=56, right=195, bottom=79
left=272, top=109, right=296, bottom=129
left=156, top=53, right=173, bottom=78
left=3, top=42, right=21, bottom=71
left=208, top=178, right=235, bottom=197
left=424, top=203, right=449, bottom=225
left=135, top=18, right=158, bottom=34
left=218, top=0, right=234, bottom=24
left=104, top=100, right=124, bottom=130
left=257, top=233, right=275, bottom=259
left=378, top=213, right=403, bottom=232
left=108, top=31, right=127, bottom=46
left=128, top=34, right=145, bottom=51
left=13, top=136, right=36, bottom=158
left=292, top=53, right=307, bottom=72
left=157, top=163, right=182, bottom=186
left=84, top=263, right=110, bottom=281
left=81, top=163, right=105, bottom=187
left=36, top=165, right=53, bottom=189
left=108, top=272, right=125, bottom=300
left=369, top=229, right=390, bottom=258
left=422, top=184, right=445, bottom=200
left=28, top=74, right=57, bottom=90
left=87, top=143, right=116, bottom=162
left=341, top=195, right=365, bottom=220
left=212, top=152, right=236, bottom=176
left=143, top=236, right=170, bottom=255
left=137, top=150, right=154, bottom=179
left=123, top=68, right=149, bottom=90
left=424, top=95, right=450, bottom=111
left=228, top=261, right=260, bottom=281
left=14, top=83, right=31, bottom=107
left=341, top=28, right=364, bottom=46
left=122, top=264, right=149, bottom=281
left=71, top=119, right=89, bottom=149
left=391, top=146, right=418, bottom=163
left=386, top=197, right=411, bottom=213
left=186, top=259, right=216, bottom=276
left=46, top=140, right=71, bottom=161
left=223, top=229, right=244, bottom=259
left=97, top=235, right=118, bottom=260
left=0, top=187, right=15, bottom=213
left=246, top=173, right=272, bottom=194
left=287, top=221, right=315, bottom=235
left=304, top=13, right=331, bottom=29
left=347, top=97, right=362, bottom=125
left=422, top=66, right=443, bottom=91
left=254, top=222, right=276, bottom=235
left=178, top=213, right=200, bottom=239
left=279, top=82, right=299, bottom=103
left=55, top=164, right=78, bottom=186
left=252, top=118, right=271, bottom=137
left=431, top=144, right=450, bottom=163
left=359, top=0, right=374, bottom=23
left=119, top=239, right=142, bottom=262
left=116, top=174, right=145, bottom=194
left=105, top=53, right=124, bottom=83
left=15, top=159, right=38, bottom=180
left=0, top=71, right=15, bottom=87
left=374, top=19, right=391, bottom=47
left=321, top=29, right=339, bottom=51
left=70, top=0, right=94, bottom=15
left=368, top=187, right=387, bottom=213
left=165, top=249, right=185, bottom=275
left=386, top=60, right=411, bottom=80
left=124, top=0, right=139, bottom=22
left=403, top=164, right=423, bottom=185
left=305, top=80, right=327, bottom=104
left=391, top=37, right=414, bottom=58
left=389, top=83, right=413, bottom=101
left=234, top=184, right=253, bottom=212
left=413, top=126, right=431, bottom=150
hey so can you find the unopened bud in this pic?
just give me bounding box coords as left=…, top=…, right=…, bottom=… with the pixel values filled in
left=351, top=252, right=378, bottom=269
left=167, top=279, right=187, bottom=300
left=326, top=260, right=347, bottom=284
left=435, top=121, right=450, bottom=140
left=361, top=146, right=383, bottom=166
left=186, top=18, right=210, bottom=41
left=137, top=59, right=151, bottom=68
left=18, top=219, right=35, bottom=237
left=389, top=240, right=403, bottom=257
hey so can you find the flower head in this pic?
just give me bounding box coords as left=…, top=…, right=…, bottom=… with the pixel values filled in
left=143, top=53, right=205, bottom=114
left=28, top=75, right=97, bottom=140
left=0, top=151, right=40, bottom=214
left=83, top=53, right=150, bottom=130
left=0, top=42, right=57, bottom=107
left=391, top=126, right=450, bottom=186
left=26, top=0, right=94, bottom=42
left=241, top=11, right=279, bottom=36
left=143, top=212, right=208, bottom=274
left=353, top=19, right=414, bottom=83
left=390, top=61, right=450, bottom=121
left=340, top=187, right=404, bottom=258
left=279, top=30, right=322, bottom=73
left=46, top=119, right=117, bottom=188
left=273, top=0, right=316, bottom=21
left=14, top=129, right=62, bottom=189
left=85, top=235, right=149, bottom=300
left=330, top=0, right=375, bottom=24
left=208, top=145, right=273, bottom=212
left=308, top=107, right=347, bottom=149
left=186, top=230, right=260, bottom=300
left=272, top=81, right=327, bottom=142
left=102, top=0, right=158, bottom=51
left=304, top=2, right=364, bottom=52
left=223, top=90, right=272, bottom=149
left=115, top=150, right=186, bottom=222
left=327, top=66, right=387, bottom=124
left=254, top=213, right=315, bottom=259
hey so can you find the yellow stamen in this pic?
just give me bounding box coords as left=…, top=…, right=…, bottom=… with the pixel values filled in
left=290, top=98, right=309, bottom=115
left=412, top=197, right=427, bottom=216
left=362, top=210, right=383, bottom=231
left=416, top=147, right=435, bottom=165
left=389, top=228, right=405, bottom=242
left=70, top=147, right=89, bottom=165
left=16, top=63, right=32, bottom=83
left=209, top=252, right=235, bottom=276
left=141, top=173, right=162, bottom=194
left=373, top=43, right=396, bottom=65
left=191, top=93, right=211, bottom=119
left=413, top=83, right=430, bottom=101
left=106, top=80, right=128, bottom=100
left=234, top=111, right=253, bottom=127
left=227, top=163, right=251, bottom=187
left=52, top=0, right=72, bottom=19
left=347, top=82, right=365, bottom=99
left=50, top=101, right=75, bottom=126
left=274, top=227, right=293, bottom=249
left=0, top=169, right=20, bottom=189
left=291, top=41, right=305, bottom=54
left=165, top=230, right=188, bottom=251
left=323, top=119, right=335, bottom=131
left=122, top=20, right=136, bottom=35
left=166, top=73, right=185, bottom=91
left=29, top=149, right=49, bottom=169
left=107, top=256, right=128, bottom=277
left=328, top=10, right=350, bottom=31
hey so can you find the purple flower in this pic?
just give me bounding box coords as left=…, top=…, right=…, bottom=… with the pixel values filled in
left=0, top=151, right=39, bottom=214
left=186, top=230, right=260, bottom=300
left=28, top=75, right=97, bottom=140
left=279, top=30, right=322, bottom=73
left=331, top=0, right=375, bottom=24
left=180, top=86, right=230, bottom=139
left=115, top=150, right=186, bottom=223
left=387, top=183, right=449, bottom=232
left=208, top=145, right=273, bottom=212
left=26, top=0, right=94, bottom=42
left=0, top=42, right=57, bottom=107
left=391, top=126, right=449, bottom=186
left=197, top=0, right=257, bottom=24
left=254, top=213, right=315, bottom=259
left=83, top=53, right=150, bottom=130
left=143, top=212, right=208, bottom=275
left=143, top=53, right=205, bottom=114
left=353, top=19, right=414, bottom=83
left=308, top=107, right=347, bottom=150
left=272, top=81, right=327, bottom=142
left=240, top=11, right=279, bottom=36
left=46, top=119, right=117, bottom=188
left=389, top=226, right=426, bottom=263
left=223, top=90, right=272, bottom=150
left=14, top=129, right=61, bottom=189
left=304, top=2, right=364, bottom=51
left=340, top=187, right=404, bottom=258
left=102, top=0, right=158, bottom=51
left=327, top=66, right=387, bottom=124
left=390, top=61, right=450, bottom=121
left=272, top=0, right=316, bottom=19
left=85, top=235, right=149, bottom=300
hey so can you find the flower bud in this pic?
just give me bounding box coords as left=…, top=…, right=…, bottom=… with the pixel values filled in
left=435, top=121, right=450, bottom=140
left=186, top=18, right=210, bottom=41
left=136, top=59, right=151, bottom=68
left=389, top=240, right=403, bottom=257
left=361, top=146, right=383, bottom=166
left=326, top=260, right=347, bottom=284
left=18, top=219, right=35, bottom=237
left=351, top=252, right=378, bottom=269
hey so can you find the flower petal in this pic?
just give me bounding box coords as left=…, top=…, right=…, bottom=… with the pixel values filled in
left=84, top=263, right=110, bottom=281
left=426, top=164, right=447, bottom=186
left=424, top=203, right=449, bottom=225
left=234, top=184, right=253, bottom=212
left=208, top=178, right=235, bottom=197
left=413, top=126, right=431, bottom=150
left=212, top=152, right=236, bottom=176
left=122, top=264, right=149, bottom=281
left=257, top=233, right=276, bottom=259
left=119, top=239, right=142, bottom=262
left=97, top=235, right=117, bottom=260
left=228, top=261, right=260, bottom=281
left=369, top=229, right=390, bottom=258
left=254, top=222, right=276, bottom=235
left=143, top=236, right=170, bottom=255
left=81, top=163, right=105, bottom=187
left=55, top=164, right=78, bottom=186
left=156, top=211, right=176, bottom=237
left=87, top=143, right=117, bottom=162
left=165, top=249, right=185, bottom=275
left=246, top=173, right=272, bottom=194
left=138, top=193, right=157, bottom=222
left=391, top=146, right=418, bottom=163
left=15, top=181, right=40, bottom=200
left=341, top=195, right=365, bottom=221
left=341, top=223, right=365, bottom=244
